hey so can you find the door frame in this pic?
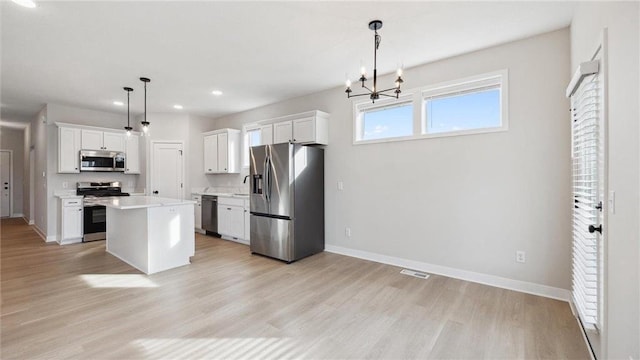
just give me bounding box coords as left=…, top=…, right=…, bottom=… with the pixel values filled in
left=148, top=140, right=185, bottom=200
left=0, top=149, right=14, bottom=218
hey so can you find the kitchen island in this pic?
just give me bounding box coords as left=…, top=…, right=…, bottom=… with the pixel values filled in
left=94, top=196, right=196, bottom=275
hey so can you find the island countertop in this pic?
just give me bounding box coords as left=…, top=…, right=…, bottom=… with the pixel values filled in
left=91, top=196, right=196, bottom=210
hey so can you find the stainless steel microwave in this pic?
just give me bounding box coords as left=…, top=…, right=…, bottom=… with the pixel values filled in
left=80, top=150, right=125, bottom=172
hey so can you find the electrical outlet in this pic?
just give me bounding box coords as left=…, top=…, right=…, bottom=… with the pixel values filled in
left=62, top=182, right=68, bottom=189
left=516, top=251, right=526, bottom=263
left=337, top=181, right=344, bottom=191
left=345, top=227, right=351, bottom=237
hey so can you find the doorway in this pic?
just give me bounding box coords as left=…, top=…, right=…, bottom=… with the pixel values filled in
left=568, top=33, right=607, bottom=360
left=150, top=141, right=184, bottom=199
left=0, top=150, right=13, bottom=218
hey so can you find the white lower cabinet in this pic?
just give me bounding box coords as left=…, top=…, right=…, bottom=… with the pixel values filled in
left=217, top=196, right=248, bottom=244
left=192, top=194, right=203, bottom=232
left=244, top=199, right=250, bottom=241
left=59, top=198, right=83, bottom=245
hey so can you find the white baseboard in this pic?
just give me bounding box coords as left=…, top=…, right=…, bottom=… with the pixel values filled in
left=21, top=216, right=34, bottom=225
left=325, top=244, right=571, bottom=302
left=11, top=213, right=24, bottom=218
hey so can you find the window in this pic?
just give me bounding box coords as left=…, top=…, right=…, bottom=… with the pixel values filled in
left=242, top=126, right=261, bottom=168
left=355, top=99, right=413, bottom=142
left=422, top=73, right=506, bottom=136
left=425, top=87, right=501, bottom=134
left=352, top=70, right=508, bottom=144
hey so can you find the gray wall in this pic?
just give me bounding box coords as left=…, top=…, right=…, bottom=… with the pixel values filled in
left=205, top=29, right=573, bottom=290
left=571, top=2, right=639, bottom=359
left=0, top=127, right=25, bottom=216
left=31, top=108, right=48, bottom=234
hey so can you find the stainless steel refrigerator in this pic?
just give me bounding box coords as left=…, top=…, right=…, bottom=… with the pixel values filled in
left=249, top=143, right=324, bottom=263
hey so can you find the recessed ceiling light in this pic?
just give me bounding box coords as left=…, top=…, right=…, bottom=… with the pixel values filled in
left=12, top=0, right=37, bottom=8
left=211, top=90, right=223, bottom=96
left=173, top=104, right=183, bottom=110
left=113, top=101, right=124, bottom=106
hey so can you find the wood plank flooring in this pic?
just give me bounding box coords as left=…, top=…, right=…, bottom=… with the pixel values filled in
left=1, top=218, right=589, bottom=359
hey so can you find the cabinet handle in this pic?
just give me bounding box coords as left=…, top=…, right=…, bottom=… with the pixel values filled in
left=227, top=207, right=232, bottom=210
left=78, top=208, right=82, bottom=211
left=208, top=169, right=212, bottom=171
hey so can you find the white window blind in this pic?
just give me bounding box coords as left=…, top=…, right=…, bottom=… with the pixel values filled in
left=570, top=69, right=601, bottom=328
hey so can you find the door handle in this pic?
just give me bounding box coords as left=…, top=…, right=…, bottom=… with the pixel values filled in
left=153, top=191, right=159, bottom=194
left=588, top=224, right=602, bottom=234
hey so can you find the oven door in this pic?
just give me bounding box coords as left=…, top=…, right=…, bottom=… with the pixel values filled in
left=83, top=205, right=106, bottom=241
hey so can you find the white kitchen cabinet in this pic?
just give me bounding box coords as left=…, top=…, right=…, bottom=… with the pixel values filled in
left=243, top=199, right=250, bottom=241
left=218, top=196, right=248, bottom=244
left=260, top=124, right=273, bottom=145
left=273, top=121, right=293, bottom=144
left=81, top=130, right=125, bottom=151
left=59, top=198, right=83, bottom=245
left=203, top=134, right=218, bottom=173
left=58, top=127, right=81, bottom=173
left=269, top=111, right=329, bottom=145
left=192, top=194, right=203, bottom=233
left=203, top=129, right=240, bottom=174
left=124, top=135, right=140, bottom=174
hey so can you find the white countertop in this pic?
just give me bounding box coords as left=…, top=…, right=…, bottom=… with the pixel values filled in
left=56, top=194, right=83, bottom=199
left=90, top=196, right=196, bottom=210
left=192, top=192, right=249, bottom=199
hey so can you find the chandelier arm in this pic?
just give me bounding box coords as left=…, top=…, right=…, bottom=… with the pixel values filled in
left=347, top=92, right=372, bottom=99
left=361, top=85, right=373, bottom=92
left=378, top=86, right=401, bottom=93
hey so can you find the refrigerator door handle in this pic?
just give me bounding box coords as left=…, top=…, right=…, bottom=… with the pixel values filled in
left=264, top=155, right=270, bottom=203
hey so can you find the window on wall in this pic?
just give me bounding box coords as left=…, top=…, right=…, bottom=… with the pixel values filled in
left=357, top=101, right=413, bottom=141
left=422, top=74, right=505, bottom=135
left=352, top=69, right=508, bottom=144
left=242, top=127, right=261, bottom=168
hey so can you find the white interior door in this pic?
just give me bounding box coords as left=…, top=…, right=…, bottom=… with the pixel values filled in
left=151, top=142, right=183, bottom=199
left=0, top=151, right=11, bottom=217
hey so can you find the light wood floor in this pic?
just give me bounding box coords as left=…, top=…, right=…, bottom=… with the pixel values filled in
left=1, top=218, right=589, bottom=359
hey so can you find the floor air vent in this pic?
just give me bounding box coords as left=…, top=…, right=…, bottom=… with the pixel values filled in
left=400, top=269, right=430, bottom=279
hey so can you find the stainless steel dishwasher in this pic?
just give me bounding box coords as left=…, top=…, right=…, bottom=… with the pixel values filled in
left=201, top=195, right=219, bottom=236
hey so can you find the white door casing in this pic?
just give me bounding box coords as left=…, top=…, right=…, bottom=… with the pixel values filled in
left=150, top=142, right=184, bottom=199
left=0, top=151, right=12, bottom=217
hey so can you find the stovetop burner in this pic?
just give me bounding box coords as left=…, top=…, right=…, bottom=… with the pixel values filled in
left=76, top=181, right=129, bottom=197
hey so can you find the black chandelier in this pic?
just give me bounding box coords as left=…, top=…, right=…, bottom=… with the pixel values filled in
left=123, top=87, right=133, bottom=136
left=345, top=20, right=403, bottom=103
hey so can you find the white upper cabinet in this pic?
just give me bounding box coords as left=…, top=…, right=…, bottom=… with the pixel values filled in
left=203, top=128, right=240, bottom=174
left=265, top=111, right=329, bottom=145
left=273, top=121, right=293, bottom=144
left=58, top=127, right=81, bottom=173
left=260, top=124, right=273, bottom=145
left=204, top=133, right=219, bottom=173
left=81, top=129, right=125, bottom=151
left=124, top=135, right=140, bottom=174
left=103, top=132, right=125, bottom=151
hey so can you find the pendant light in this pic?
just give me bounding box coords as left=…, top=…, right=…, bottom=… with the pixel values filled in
left=140, top=77, right=151, bottom=134
left=123, top=87, right=133, bottom=136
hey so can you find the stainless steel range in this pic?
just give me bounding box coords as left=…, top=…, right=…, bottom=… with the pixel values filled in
left=76, top=181, right=130, bottom=242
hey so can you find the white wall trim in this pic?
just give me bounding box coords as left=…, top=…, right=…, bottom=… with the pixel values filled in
left=22, top=215, right=34, bottom=225
left=11, top=213, right=24, bottom=218
left=325, top=244, right=571, bottom=302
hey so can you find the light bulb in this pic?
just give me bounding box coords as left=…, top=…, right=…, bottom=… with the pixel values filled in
left=397, top=67, right=403, bottom=77
left=360, top=66, right=366, bottom=76
left=345, top=79, right=352, bottom=88
left=126, top=130, right=131, bottom=137
left=143, top=125, right=148, bottom=133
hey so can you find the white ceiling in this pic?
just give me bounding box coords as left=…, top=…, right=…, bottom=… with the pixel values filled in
left=1, top=1, right=576, bottom=124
